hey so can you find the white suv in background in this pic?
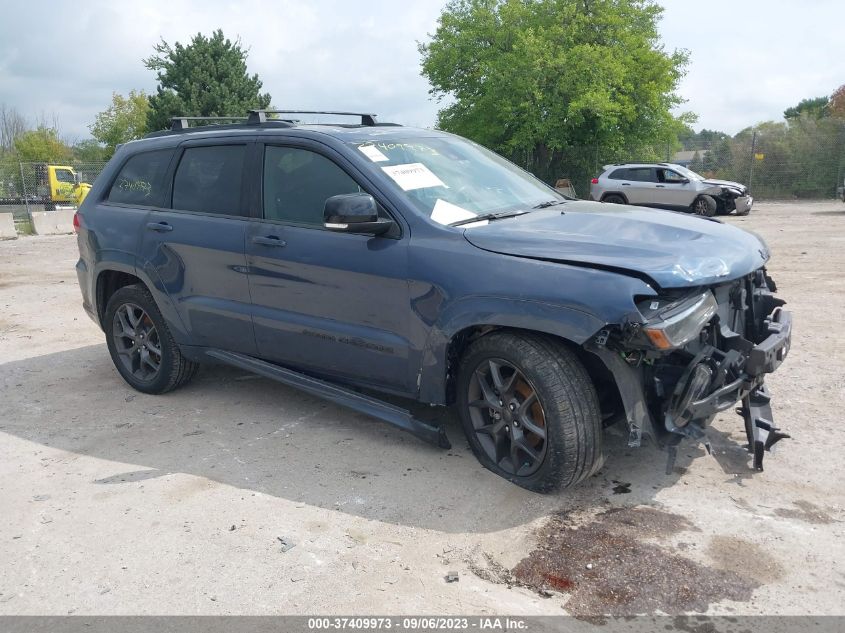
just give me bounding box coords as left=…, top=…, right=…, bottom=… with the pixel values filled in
left=589, top=163, right=753, bottom=217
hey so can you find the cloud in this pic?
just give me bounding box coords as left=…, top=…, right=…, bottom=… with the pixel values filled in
left=1, top=0, right=843, bottom=140
left=0, top=0, right=445, bottom=138
left=659, top=0, right=845, bottom=133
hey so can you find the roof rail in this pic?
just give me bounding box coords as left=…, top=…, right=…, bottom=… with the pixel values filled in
left=248, top=110, right=378, bottom=126
left=170, top=116, right=248, bottom=131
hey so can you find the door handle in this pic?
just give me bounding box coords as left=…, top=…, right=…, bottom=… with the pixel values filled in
left=146, top=222, right=173, bottom=232
left=621, top=182, right=630, bottom=186
left=252, top=235, right=286, bottom=247
left=656, top=185, right=665, bottom=188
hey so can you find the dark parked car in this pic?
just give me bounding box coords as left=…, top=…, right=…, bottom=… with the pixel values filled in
left=74, top=111, right=792, bottom=491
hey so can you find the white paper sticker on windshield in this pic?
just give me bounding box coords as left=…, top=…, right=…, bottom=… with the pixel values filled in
left=431, top=199, right=488, bottom=227
left=381, top=163, right=446, bottom=191
left=358, top=144, right=389, bottom=162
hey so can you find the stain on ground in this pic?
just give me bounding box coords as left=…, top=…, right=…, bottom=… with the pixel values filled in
left=773, top=500, right=836, bottom=524
left=707, top=535, right=785, bottom=584
left=611, top=480, right=631, bottom=494
left=508, top=506, right=758, bottom=617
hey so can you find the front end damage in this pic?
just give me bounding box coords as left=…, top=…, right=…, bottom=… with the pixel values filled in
left=589, top=267, right=791, bottom=472
left=703, top=180, right=753, bottom=215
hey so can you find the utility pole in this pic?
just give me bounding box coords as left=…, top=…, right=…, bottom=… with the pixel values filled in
left=19, top=161, right=30, bottom=220
left=748, top=129, right=757, bottom=191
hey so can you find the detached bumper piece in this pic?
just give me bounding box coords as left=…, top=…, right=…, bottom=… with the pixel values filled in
left=739, top=386, right=790, bottom=471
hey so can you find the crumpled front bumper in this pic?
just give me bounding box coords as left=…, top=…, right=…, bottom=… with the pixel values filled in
left=674, top=307, right=791, bottom=425
left=734, top=195, right=753, bottom=214
left=588, top=303, right=792, bottom=474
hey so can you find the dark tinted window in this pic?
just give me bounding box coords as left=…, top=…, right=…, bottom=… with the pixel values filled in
left=608, top=169, right=627, bottom=180
left=107, top=149, right=173, bottom=207
left=55, top=169, right=75, bottom=183
left=625, top=167, right=655, bottom=182
left=172, top=145, right=246, bottom=215
left=263, top=146, right=362, bottom=225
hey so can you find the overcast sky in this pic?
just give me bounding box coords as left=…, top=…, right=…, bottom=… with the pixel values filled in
left=1, top=0, right=843, bottom=141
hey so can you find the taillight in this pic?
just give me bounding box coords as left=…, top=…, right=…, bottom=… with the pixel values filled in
left=591, top=178, right=599, bottom=184
left=72, top=211, right=81, bottom=233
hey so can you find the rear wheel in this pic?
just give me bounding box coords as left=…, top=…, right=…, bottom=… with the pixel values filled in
left=456, top=331, right=602, bottom=492
left=692, top=195, right=717, bottom=216
left=104, top=284, right=199, bottom=394
left=602, top=194, right=626, bottom=205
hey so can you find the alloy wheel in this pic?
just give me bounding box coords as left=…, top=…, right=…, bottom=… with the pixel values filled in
left=466, top=358, right=548, bottom=476
left=112, top=303, right=162, bottom=381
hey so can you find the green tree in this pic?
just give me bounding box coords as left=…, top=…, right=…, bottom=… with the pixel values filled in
left=420, top=0, right=691, bottom=187
left=144, top=30, right=271, bottom=131
left=783, top=96, right=829, bottom=120
left=829, top=84, right=845, bottom=119
left=89, top=90, right=150, bottom=157
left=73, top=139, right=108, bottom=162
left=14, top=126, right=72, bottom=163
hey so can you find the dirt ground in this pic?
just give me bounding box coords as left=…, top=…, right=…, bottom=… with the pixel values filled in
left=0, top=201, right=843, bottom=616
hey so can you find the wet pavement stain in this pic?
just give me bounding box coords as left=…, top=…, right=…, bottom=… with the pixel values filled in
left=511, top=506, right=758, bottom=617
left=773, top=500, right=836, bottom=524
left=707, top=535, right=784, bottom=584
left=611, top=480, right=631, bottom=494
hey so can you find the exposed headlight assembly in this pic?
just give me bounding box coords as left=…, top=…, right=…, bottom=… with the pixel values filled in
left=641, top=291, right=718, bottom=350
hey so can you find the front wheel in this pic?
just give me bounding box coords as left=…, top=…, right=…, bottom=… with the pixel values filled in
left=692, top=195, right=717, bottom=217
left=456, top=331, right=602, bottom=492
left=104, top=284, right=199, bottom=394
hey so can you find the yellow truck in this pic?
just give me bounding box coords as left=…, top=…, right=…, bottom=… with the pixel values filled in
left=38, top=164, right=92, bottom=208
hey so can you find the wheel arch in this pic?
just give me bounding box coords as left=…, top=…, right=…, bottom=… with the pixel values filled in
left=94, top=264, right=189, bottom=344
left=417, top=297, right=608, bottom=405
left=600, top=191, right=629, bottom=204
left=96, top=268, right=142, bottom=327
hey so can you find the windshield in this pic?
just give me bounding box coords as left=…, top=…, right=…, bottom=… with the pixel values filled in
left=674, top=165, right=704, bottom=181
left=346, top=135, right=564, bottom=226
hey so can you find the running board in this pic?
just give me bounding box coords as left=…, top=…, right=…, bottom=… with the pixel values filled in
left=205, top=350, right=451, bottom=449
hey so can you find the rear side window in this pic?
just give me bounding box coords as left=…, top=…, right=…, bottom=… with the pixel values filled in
left=172, top=145, right=246, bottom=215
left=608, top=169, right=627, bottom=179
left=107, top=150, right=173, bottom=207
left=625, top=167, right=655, bottom=182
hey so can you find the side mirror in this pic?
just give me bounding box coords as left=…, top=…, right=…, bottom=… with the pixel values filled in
left=73, top=172, right=80, bottom=184
left=681, top=178, right=690, bottom=184
left=324, top=193, right=394, bottom=235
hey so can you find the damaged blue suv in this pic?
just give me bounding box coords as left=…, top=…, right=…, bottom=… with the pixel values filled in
left=74, top=110, right=792, bottom=491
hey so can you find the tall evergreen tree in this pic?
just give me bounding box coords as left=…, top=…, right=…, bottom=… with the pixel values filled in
left=144, top=30, right=272, bottom=131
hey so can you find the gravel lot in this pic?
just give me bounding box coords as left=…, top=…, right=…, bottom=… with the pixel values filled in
left=0, top=201, right=843, bottom=616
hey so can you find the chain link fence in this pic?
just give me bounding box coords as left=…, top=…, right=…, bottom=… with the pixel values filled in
left=0, top=160, right=107, bottom=233
left=511, top=118, right=845, bottom=201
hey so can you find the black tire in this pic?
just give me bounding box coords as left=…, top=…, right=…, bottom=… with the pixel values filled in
left=456, top=331, right=602, bottom=492
left=692, top=195, right=717, bottom=217
left=104, top=284, right=199, bottom=394
left=602, top=194, right=626, bottom=205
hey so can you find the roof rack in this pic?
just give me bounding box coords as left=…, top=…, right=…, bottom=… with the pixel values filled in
left=170, top=116, right=250, bottom=131
left=248, top=110, right=378, bottom=126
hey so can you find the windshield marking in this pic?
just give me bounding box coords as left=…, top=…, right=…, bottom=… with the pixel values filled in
left=431, top=199, right=487, bottom=227
left=381, top=163, right=446, bottom=191
left=358, top=144, right=389, bottom=162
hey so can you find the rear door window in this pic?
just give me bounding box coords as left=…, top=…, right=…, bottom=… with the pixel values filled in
left=107, top=149, right=173, bottom=207
left=625, top=167, right=656, bottom=182
left=172, top=145, right=247, bottom=216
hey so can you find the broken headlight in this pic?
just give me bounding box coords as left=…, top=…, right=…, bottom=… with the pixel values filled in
left=638, top=291, right=718, bottom=351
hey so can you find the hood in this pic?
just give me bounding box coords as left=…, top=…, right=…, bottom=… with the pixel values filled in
left=703, top=178, right=747, bottom=194
left=462, top=201, right=769, bottom=288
